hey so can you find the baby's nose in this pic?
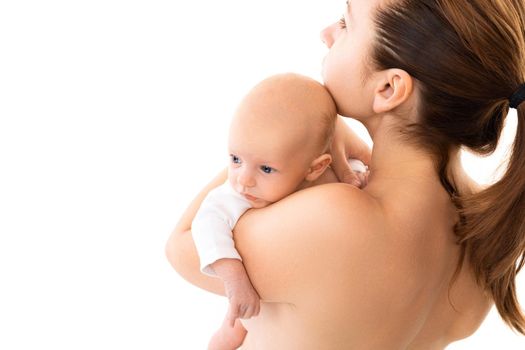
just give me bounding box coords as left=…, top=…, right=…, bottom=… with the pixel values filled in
left=238, top=172, right=255, bottom=188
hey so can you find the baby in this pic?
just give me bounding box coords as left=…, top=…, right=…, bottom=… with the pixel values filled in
left=191, top=73, right=367, bottom=350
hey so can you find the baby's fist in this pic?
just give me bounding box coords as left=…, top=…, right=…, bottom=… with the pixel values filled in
left=225, top=280, right=260, bottom=327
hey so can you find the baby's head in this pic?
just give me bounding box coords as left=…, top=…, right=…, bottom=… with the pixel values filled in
left=228, top=73, right=337, bottom=208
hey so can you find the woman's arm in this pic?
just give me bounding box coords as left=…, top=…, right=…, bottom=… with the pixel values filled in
left=172, top=168, right=228, bottom=235
left=167, top=178, right=383, bottom=305
left=165, top=168, right=228, bottom=296
left=166, top=122, right=375, bottom=300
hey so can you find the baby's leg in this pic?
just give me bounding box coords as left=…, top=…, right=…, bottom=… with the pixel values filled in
left=208, top=315, right=247, bottom=350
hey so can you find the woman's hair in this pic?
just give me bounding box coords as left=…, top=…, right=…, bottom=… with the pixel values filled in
left=371, top=0, right=525, bottom=333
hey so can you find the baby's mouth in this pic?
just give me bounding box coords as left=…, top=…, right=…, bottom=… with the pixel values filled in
left=242, top=193, right=259, bottom=201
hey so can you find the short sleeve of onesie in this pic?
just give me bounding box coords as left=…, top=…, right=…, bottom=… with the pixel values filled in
left=191, top=183, right=252, bottom=276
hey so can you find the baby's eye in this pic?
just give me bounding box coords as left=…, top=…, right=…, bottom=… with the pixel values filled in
left=260, top=165, right=275, bottom=174
left=230, top=154, right=241, bottom=164
left=338, top=15, right=347, bottom=29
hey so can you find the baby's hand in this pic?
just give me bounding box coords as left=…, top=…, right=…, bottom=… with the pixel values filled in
left=330, top=116, right=372, bottom=187
left=224, top=277, right=261, bottom=327
left=355, top=169, right=370, bottom=189
left=348, top=159, right=369, bottom=189
left=211, top=258, right=261, bottom=327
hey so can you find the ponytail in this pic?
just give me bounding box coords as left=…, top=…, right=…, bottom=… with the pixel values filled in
left=371, top=0, right=525, bottom=333
left=453, top=103, right=525, bottom=333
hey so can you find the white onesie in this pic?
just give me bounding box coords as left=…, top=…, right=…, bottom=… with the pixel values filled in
left=191, top=182, right=252, bottom=276
left=191, top=159, right=368, bottom=277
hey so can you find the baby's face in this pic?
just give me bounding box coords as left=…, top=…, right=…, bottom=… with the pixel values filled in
left=226, top=73, right=336, bottom=208
left=227, top=113, right=315, bottom=209
left=227, top=151, right=310, bottom=209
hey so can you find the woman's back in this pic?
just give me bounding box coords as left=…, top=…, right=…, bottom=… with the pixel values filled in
left=168, top=0, right=525, bottom=346
left=236, top=164, right=492, bottom=350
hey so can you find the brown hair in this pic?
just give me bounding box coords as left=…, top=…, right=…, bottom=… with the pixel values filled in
left=371, top=0, right=525, bottom=333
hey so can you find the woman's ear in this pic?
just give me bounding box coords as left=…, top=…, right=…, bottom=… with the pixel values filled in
left=305, top=154, right=333, bottom=182
left=372, top=69, right=413, bottom=114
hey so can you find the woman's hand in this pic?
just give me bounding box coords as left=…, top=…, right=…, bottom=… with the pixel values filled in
left=330, top=116, right=372, bottom=188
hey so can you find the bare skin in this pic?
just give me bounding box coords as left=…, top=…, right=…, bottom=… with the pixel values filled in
left=202, top=75, right=359, bottom=349
left=167, top=0, right=494, bottom=348
left=168, top=118, right=492, bottom=349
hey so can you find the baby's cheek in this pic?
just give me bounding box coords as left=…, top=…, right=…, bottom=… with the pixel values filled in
left=227, top=176, right=238, bottom=190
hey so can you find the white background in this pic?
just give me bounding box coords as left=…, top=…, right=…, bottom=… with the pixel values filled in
left=1, top=0, right=524, bottom=349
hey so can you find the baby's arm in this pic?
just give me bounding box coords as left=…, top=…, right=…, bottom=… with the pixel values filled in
left=348, top=158, right=370, bottom=188
left=212, top=258, right=260, bottom=326
left=330, top=116, right=372, bottom=186
left=309, top=158, right=369, bottom=188
left=192, top=183, right=260, bottom=325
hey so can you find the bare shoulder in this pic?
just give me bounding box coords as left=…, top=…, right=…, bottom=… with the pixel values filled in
left=233, top=183, right=386, bottom=304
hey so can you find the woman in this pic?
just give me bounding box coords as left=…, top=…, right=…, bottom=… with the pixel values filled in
left=167, top=0, right=525, bottom=348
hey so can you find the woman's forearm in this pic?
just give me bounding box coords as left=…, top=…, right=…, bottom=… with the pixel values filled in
left=173, top=168, right=228, bottom=234
left=166, top=168, right=228, bottom=296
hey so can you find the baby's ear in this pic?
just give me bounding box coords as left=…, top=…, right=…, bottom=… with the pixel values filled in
left=305, top=154, right=332, bottom=182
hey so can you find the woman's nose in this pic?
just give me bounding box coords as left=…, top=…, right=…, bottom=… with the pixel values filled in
left=320, top=23, right=336, bottom=48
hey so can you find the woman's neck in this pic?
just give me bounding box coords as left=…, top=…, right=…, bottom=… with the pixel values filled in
left=363, top=114, right=463, bottom=192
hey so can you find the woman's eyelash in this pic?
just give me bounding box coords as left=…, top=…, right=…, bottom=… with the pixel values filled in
left=338, top=15, right=347, bottom=29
